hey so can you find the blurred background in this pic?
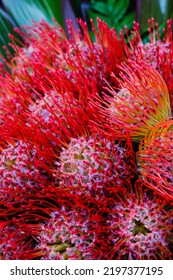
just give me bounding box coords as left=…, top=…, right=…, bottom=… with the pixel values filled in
left=0, top=0, right=173, bottom=57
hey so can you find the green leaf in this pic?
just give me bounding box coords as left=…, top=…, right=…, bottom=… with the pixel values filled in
left=91, top=2, right=109, bottom=16
left=0, top=9, right=16, bottom=57
left=117, top=12, right=135, bottom=30
left=2, top=0, right=64, bottom=27
left=39, top=0, right=64, bottom=25
left=87, top=9, right=108, bottom=24
left=111, top=0, right=129, bottom=18
left=107, top=0, right=116, bottom=6
left=87, top=0, right=133, bottom=32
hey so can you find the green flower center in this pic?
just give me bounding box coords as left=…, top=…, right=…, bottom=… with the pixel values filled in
left=133, top=219, right=151, bottom=236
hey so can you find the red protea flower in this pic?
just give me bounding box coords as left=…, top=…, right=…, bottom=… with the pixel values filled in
left=54, top=134, right=135, bottom=201
left=102, top=184, right=173, bottom=260
left=1, top=18, right=129, bottom=111
left=28, top=88, right=91, bottom=146
left=129, top=18, right=173, bottom=111
left=21, top=18, right=128, bottom=77
left=0, top=140, right=50, bottom=214
left=0, top=71, right=38, bottom=142
left=36, top=208, right=91, bottom=260
left=33, top=198, right=112, bottom=260
left=137, top=119, right=173, bottom=200
left=0, top=183, right=78, bottom=260
left=92, top=60, right=171, bottom=141
left=0, top=65, right=91, bottom=150
left=0, top=19, right=131, bottom=151
left=13, top=181, right=107, bottom=260
left=0, top=220, right=37, bottom=260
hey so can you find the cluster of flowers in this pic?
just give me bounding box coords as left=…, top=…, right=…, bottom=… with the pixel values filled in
left=0, top=17, right=173, bottom=260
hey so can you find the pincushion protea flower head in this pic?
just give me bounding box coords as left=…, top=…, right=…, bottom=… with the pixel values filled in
left=129, top=18, right=173, bottom=112
left=37, top=207, right=94, bottom=260
left=28, top=89, right=85, bottom=145
left=0, top=184, right=78, bottom=260
left=54, top=134, right=135, bottom=200
left=23, top=188, right=109, bottom=261
left=102, top=184, right=173, bottom=260
left=0, top=221, right=37, bottom=260
left=4, top=18, right=128, bottom=90
left=0, top=140, right=50, bottom=213
left=92, top=60, right=171, bottom=141
left=137, top=119, right=173, bottom=200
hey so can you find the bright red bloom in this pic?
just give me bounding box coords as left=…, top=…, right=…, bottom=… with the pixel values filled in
left=1, top=19, right=130, bottom=148
left=13, top=184, right=107, bottom=260
left=129, top=18, right=173, bottom=112
left=137, top=119, right=173, bottom=200
left=0, top=220, right=37, bottom=260
left=54, top=135, right=135, bottom=201
left=27, top=87, right=94, bottom=148
left=101, top=184, right=173, bottom=260
left=0, top=140, right=51, bottom=216
left=36, top=207, right=98, bottom=260
left=4, top=18, right=128, bottom=88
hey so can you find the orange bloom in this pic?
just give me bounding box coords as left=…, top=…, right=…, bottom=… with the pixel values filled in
left=92, top=60, right=171, bottom=141
left=137, top=119, right=173, bottom=200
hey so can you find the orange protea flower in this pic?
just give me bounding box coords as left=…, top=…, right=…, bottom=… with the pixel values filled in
left=137, top=119, right=173, bottom=200
left=92, top=60, right=171, bottom=141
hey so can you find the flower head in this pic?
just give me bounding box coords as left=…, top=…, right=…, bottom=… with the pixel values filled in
left=137, top=119, right=173, bottom=200
left=0, top=140, right=49, bottom=214
left=35, top=205, right=103, bottom=260
left=0, top=221, right=37, bottom=260
left=92, top=60, right=171, bottom=141
left=103, top=185, right=173, bottom=259
left=6, top=18, right=128, bottom=85
left=28, top=89, right=84, bottom=145
left=54, top=135, right=135, bottom=200
left=130, top=18, right=173, bottom=112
